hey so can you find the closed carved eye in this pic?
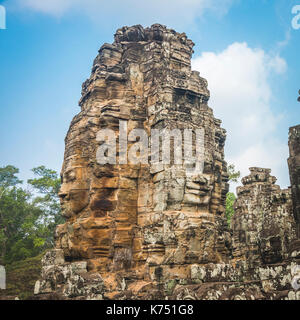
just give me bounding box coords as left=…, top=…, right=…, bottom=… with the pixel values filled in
left=65, top=170, right=76, bottom=183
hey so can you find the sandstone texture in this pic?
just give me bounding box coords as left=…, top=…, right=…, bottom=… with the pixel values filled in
left=34, top=25, right=300, bottom=300
left=232, top=167, right=297, bottom=266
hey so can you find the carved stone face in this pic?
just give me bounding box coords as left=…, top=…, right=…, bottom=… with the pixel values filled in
left=260, top=236, right=282, bottom=264
left=59, top=166, right=89, bottom=218
left=89, top=187, right=117, bottom=218
left=54, top=24, right=230, bottom=272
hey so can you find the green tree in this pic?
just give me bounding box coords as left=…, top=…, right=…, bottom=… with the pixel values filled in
left=0, top=165, right=22, bottom=188
left=28, top=166, right=63, bottom=247
left=227, top=164, right=241, bottom=183
left=0, top=166, right=43, bottom=264
left=0, top=166, right=22, bottom=263
left=225, top=192, right=236, bottom=226
left=0, top=165, right=63, bottom=264
left=225, top=164, right=241, bottom=226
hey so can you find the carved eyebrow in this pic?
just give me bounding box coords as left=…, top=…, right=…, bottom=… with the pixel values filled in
left=65, top=169, right=75, bottom=175
left=64, top=170, right=76, bottom=181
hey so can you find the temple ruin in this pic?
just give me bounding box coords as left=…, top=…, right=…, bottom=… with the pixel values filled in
left=34, top=25, right=300, bottom=300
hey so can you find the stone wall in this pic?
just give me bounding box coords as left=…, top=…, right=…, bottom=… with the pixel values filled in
left=232, top=167, right=296, bottom=267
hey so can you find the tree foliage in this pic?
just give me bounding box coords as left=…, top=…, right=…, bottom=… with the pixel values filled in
left=0, top=165, right=62, bottom=264
left=28, top=166, right=64, bottom=226
left=227, top=164, right=241, bottom=183
left=0, top=165, right=22, bottom=188
left=225, top=192, right=236, bottom=226
left=225, top=164, right=241, bottom=226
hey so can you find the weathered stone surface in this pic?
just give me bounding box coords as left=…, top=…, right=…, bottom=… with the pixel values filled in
left=34, top=25, right=300, bottom=300
left=232, top=167, right=297, bottom=266
left=54, top=24, right=229, bottom=273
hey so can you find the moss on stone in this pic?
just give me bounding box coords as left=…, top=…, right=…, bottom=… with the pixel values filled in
left=0, top=253, right=44, bottom=300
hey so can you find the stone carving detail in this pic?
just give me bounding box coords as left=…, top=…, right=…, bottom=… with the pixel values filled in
left=232, top=167, right=297, bottom=266
left=55, top=24, right=230, bottom=275
left=34, top=25, right=300, bottom=300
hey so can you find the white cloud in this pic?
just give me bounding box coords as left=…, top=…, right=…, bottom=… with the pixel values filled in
left=20, top=0, right=75, bottom=15
left=15, top=0, right=235, bottom=27
left=192, top=42, right=289, bottom=190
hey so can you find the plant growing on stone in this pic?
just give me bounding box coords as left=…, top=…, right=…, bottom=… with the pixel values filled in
left=225, top=164, right=240, bottom=226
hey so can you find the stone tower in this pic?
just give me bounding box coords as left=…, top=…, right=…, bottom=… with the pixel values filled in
left=231, top=167, right=296, bottom=267
left=34, top=26, right=300, bottom=300
left=56, top=24, right=230, bottom=277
